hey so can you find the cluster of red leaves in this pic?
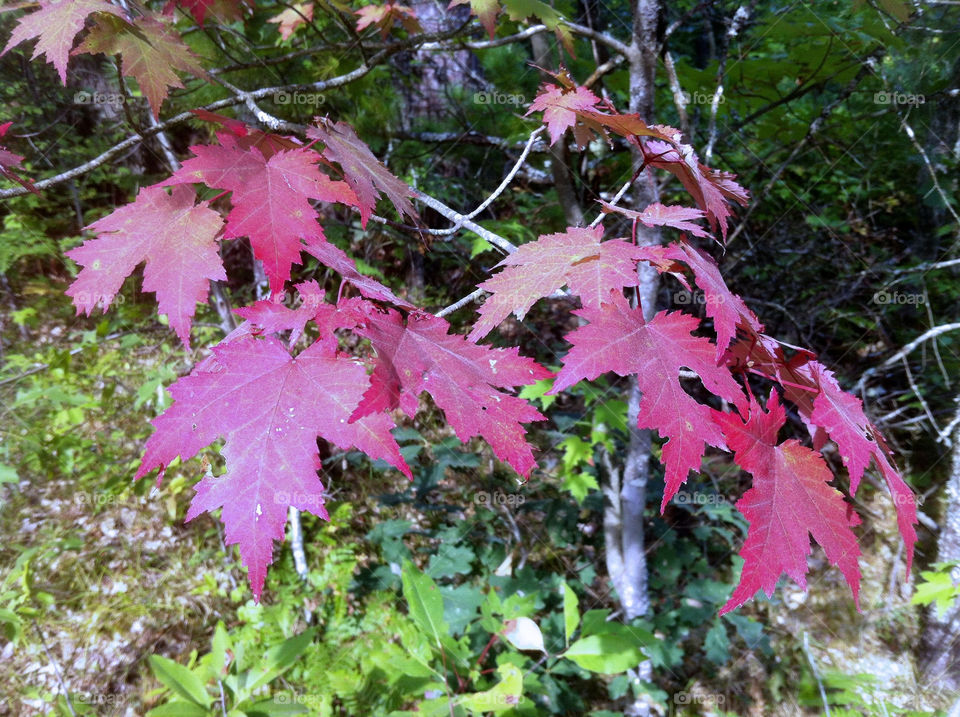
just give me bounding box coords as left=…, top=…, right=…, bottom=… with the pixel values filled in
left=0, top=0, right=916, bottom=614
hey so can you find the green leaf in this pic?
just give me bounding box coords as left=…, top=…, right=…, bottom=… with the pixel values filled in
left=704, top=619, right=730, bottom=664
left=456, top=663, right=524, bottom=713
left=562, top=582, right=579, bottom=646
left=147, top=656, right=212, bottom=708
left=427, top=544, right=475, bottom=579
left=563, top=633, right=646, bottom=674
left=0, top=463, right=19, bottom=485
left=402, top=559, right=449, bottom=645
left=245, top=698, right=310, bottom=716
left=563, top=472, right=599, bottom=503
left=247, top=629, right=316, bottom=691
left=146, top=701, right=210, bottom=717
left=517, top=378, right=556, bottom=410
left=911, top=569, right=959, bottom=616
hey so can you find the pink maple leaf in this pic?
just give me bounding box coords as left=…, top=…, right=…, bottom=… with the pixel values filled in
left=714, top=392, right=862, bottom=614
left=550, top=290, right=746, bottom=504
left=66, top=185, right=225, bottom=349
left=136, top=335, right=411, bottom=598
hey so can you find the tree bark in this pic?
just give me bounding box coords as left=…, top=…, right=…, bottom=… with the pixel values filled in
left=921, top=410, right=960, bottom=691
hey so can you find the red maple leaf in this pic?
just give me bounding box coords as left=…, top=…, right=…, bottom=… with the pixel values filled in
left=526, top=83, right=601, bottom=147
left=65, top=185, right=225, bottom=349
left=714, top=392, right=862, bottom=614
left=164, top=0, right=246, bottom=25
left=350, top=304, right=551, bottom=476
left=136, top=335, right=411, bottom=598
left=642, top=140, right=749, bottom=239
left=723, top=331, right=918, bottom=573
left=660, top=241, right=763, bottom=357
left=74, top=15, right=208, bottom=118
left=355, top=3, right=423, bottom=39
left=602, top=201, right=710, bottom=238
left=0, top=122, right=38, bottom=194
left=268, top=3, right=314, bottom=40
left=308, top=119, right=417, bottom=226
left=469, top=226, right=644, bottom=341
left=550, top=290, right=746, bottom=504
left=805, top=362, right=917, bottom=570
left=302, top=238, right=412, bottom=308
left=162, top=131, right=358, bottom=292
left=2, top=0, right=125, bottom=83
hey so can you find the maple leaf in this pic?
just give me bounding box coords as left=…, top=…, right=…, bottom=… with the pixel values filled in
left=188, top=110, right=304, bottom=158
left=350, top=304, right=551, bottom=476
left=601, top=201, right=710, bottom=238
left=355, top=3, right=423, bottom=39
left=448, top=0, right=499, bottom=38
left=65, top=185, right=225, bottom=349
left=74, top=15, right=209, bottom=118
left=2, top=0, right=125, bottom=83
left=164, top=0, right=246, bottom=25
left=723, top=332, right=918, bottom=572
left=550, top=290, right=746, bottom=504
left=642, top=140, right=749, bottom=239
left=804, top=362, right=917, bottom=570
left=162, top=131, right=358, bottom=293
left=526, top=83, right=600, bottom=147
left=136, top=335, right=411, bottom=598
left=307, top=119, right=417, bottom=226
left=302, top=237, right=412, bottom=307
left=0, top=122, right=39, bottom=194
left=268, top=2, right=314, bottom=40
left=714, top=392, right=862, bottom=614
left=468, top=226, right=644, bottom=341
left=659, top=241, right=763, bottom=357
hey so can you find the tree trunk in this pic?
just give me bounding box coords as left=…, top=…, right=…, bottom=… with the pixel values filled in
left=922, top=412, right=960, bottom=691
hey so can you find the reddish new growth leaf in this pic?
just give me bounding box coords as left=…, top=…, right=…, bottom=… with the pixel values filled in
left=0, top=122, right=38, bottom=194
left=164, top=0, right=246, bottom=25
left=65, top=185, right=225, bottom=349
left=350, top=304, right=551, bottom=476
left=75, top=15, right=208, bottom=118
left=468, top=226, right=645, bottom=341
left=551, top=291, right=745, bottom=504
left=714, top=392, right=862, bottom=614
left=162, top=131, right=358, bottom=293
left=448, top=0, right=499, bottom=38
left=308, top=119, right=417, bottom=226
left=268, top=2, right=314, bottom=40
left=2, top=0, right=125, bottom=83
left=136, top=336, right=411, bottom=598
left=355, top=3, right=423, bottom=38
left=602, top=201, right=710, bottom=238
left=526, top=83, right=601, bottom=147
